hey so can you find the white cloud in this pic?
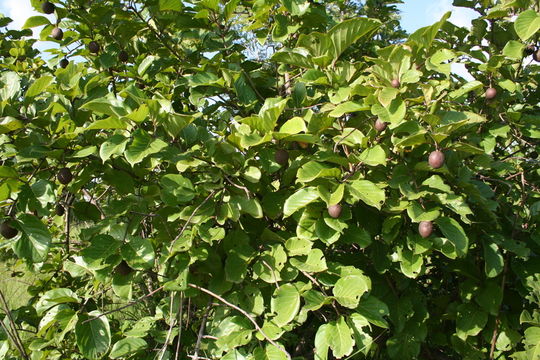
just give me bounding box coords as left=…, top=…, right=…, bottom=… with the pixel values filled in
left=428, top=0, right=477, bottom=29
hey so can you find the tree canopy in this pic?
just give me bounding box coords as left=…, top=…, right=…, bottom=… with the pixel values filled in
left=0, top=0, right=539, bottom=359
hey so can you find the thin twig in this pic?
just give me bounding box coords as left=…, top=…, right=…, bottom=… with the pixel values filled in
left=170, top=191, right=217, bottom=250
left=174, top=292, right=184, bottom=360
left=222, top=174, right=250, bottom=199
left=82, top=286, right=164, bottom=323
left=187, top=283, right=291, bottom=360
left=158, top=292, right=177, bottom=360
left=193, top=299, right=212, bottom=360
left=0, top=289, right=28, bottom=359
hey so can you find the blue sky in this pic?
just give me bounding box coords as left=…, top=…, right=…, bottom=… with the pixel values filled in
left=0, top=0, right=478, bottom=35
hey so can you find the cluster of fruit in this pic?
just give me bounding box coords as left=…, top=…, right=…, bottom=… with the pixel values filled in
left=42, top=1, right=127, bottom=68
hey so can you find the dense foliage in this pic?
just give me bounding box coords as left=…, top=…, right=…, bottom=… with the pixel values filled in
left=0, top=0, right=539, bottom=359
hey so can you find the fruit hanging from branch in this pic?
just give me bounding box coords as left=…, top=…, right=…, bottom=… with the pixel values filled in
left=428, top=150, right=445, bottom=169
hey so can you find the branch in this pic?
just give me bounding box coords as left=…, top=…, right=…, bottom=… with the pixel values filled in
left=82, top=286, right=164, bottom=323
left=187, top=283, right=291, bottom=360
left=174, top=292, right=184, bottom=360
left=192, top=299, right=212, bottom=360
left=169, top=191, right=217, bottom=250
left=0, top=289, right=29, bottom=359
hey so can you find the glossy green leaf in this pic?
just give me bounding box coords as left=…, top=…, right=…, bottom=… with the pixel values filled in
left=75, top=311, right=111, bottom=359
left=271, top=283, right=300, bottom=326
left=283, top=187, right=319, bottom=217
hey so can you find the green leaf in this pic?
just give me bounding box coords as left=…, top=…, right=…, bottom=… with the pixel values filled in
left=435, top=217, right=469, bottom=257
left=0, top=166, right=18, bottom=178
left=125, top=130, right=167, bottom=166
left=514, top=10, right=540, bottom=41
left=315, top=324, right=331, bottom=360
left=160, top=174, right=195, bottom=205
left=81, top=235, right=122, bottom=270
left=333, top=274, right=370, bottom=309
left=22, top=16, right=51, bottom=29
left=358, top=145, right=387, bottom=166
left=456, top=303, right=488, bottom=340
left=159, top=0, right=182, bottom=11
left=283, top=187, right=319, bottom=217
left=483, top=241, right=503, bottom=278
left=121, top=236, right=155, bottom=270
left=25, top=76, right=53, bottom=98
left=328, top=316, right=355, bottom=358
left=75, top=311, right=111, bottom=359
left=36, top=289, right=79, bottom=315
left=81, top=97, right=128, bottom=117
left=99, top=134, right=128, bottom=162
left=329, top=101, right=369, bottom=118
left=279, top=117, right=306, bottom=134
left=448, top=81, right=483, bottom=99
left=348, top=180, right=385, bottom=210
left=328, top=18, right=381, bottom=62
left=297, top=161, right=341, bottom=183
left=14, top=214, right=52, bottom=263
left=356, top=296, right=389, bottom=328
left=85, top=117, right=128, bottom=131
left=503, top=40, right=525, bottom=60
left=272, top=51, right=313, bottom=68
left=109, top=338, right=147, bottom=358
left=290, top=248, right=328, bottom=272
left=271, top=283, right=300, bottom=326
left=0, top=116, right=24, bottom=134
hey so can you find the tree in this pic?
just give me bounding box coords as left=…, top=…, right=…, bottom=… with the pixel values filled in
left=0, top=0, right=539, bottom=359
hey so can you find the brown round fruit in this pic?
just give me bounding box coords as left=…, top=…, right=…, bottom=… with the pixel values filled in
left=390, top=79, right=400, bottom=88
left=118, top=50, right=128, bottom=62
left=485, top=87, right=497, bottom=100
left=136, top=82, right=145, bottom=89
left=374, top=119, right=387, bottom=132
left=327, top=204, right=342, bottom=219
left=534, top=49, right=540, bottom=62
left=88, top=41, right=100, bottom=54
left=275, top=149, right=289, bottom=166
left=51, top=27, right=63, bottom=41
left=418, top=221, right=433, bottom=238
left=115, top=260, right=133, bottom=276
left=428, top=150, right=445, bottom=169
left=0, top=221, right=18, bottom=239
left=57, top=167, right=73, bottom=185
left=59, top=58, right=69, bottom=68
left=42, top=1, right=55, bottom=14
left=55, top=204, right=65, bottom=216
